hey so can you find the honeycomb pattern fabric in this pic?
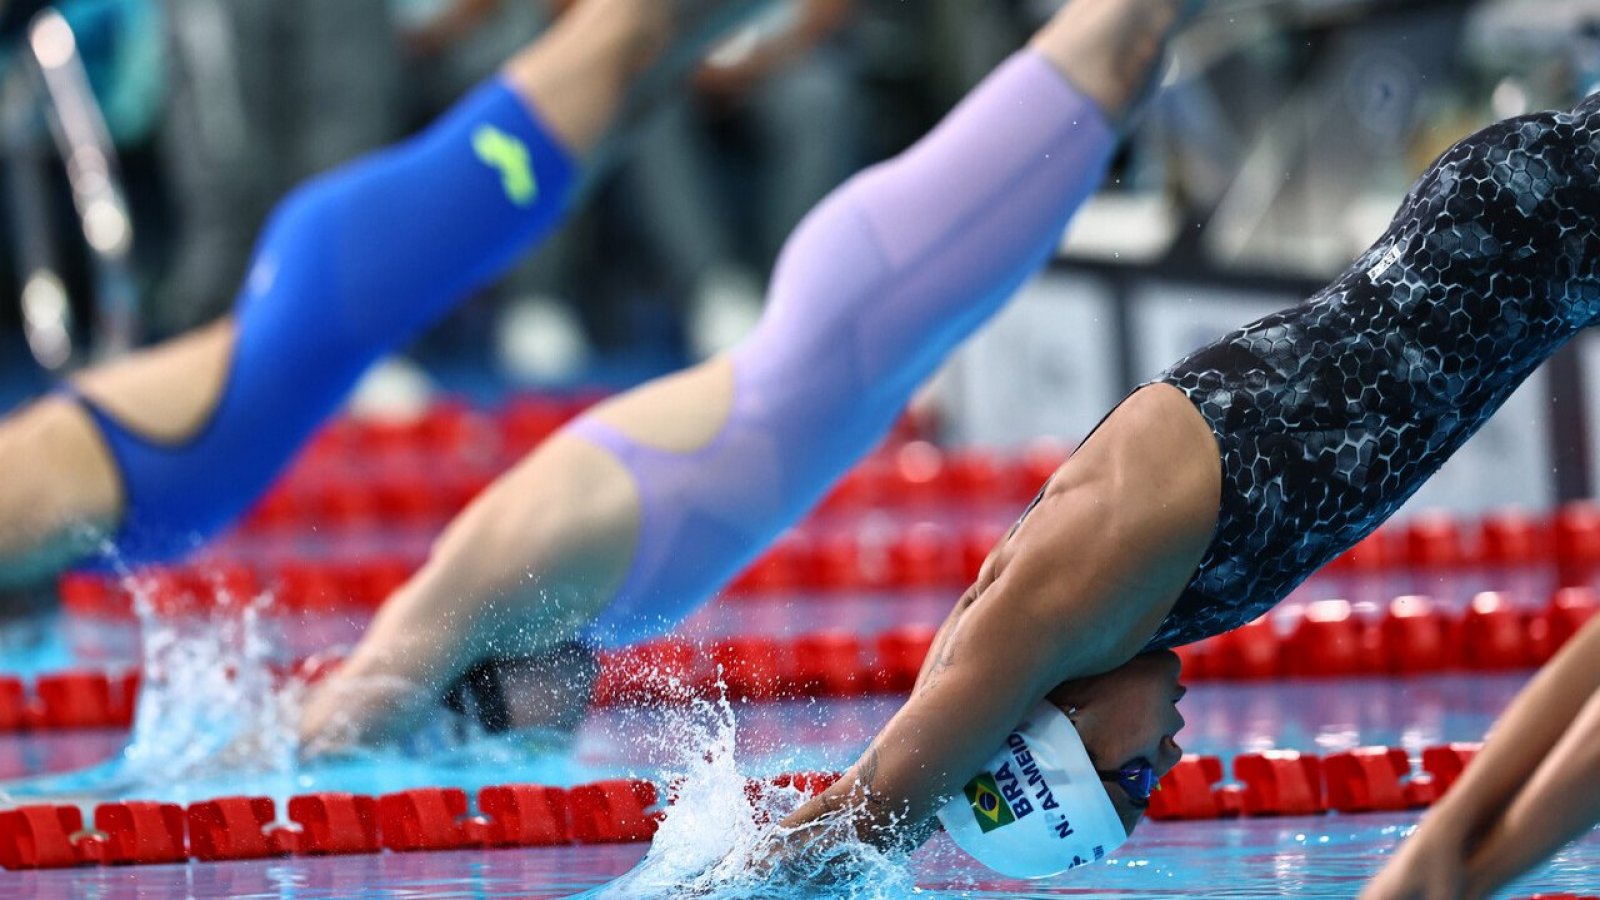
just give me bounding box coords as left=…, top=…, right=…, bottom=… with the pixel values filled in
left=1147, top=92, right=1600, bottom=650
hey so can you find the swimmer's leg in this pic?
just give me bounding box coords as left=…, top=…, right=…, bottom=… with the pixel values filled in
left=305, top=0, right=1192, bottom=746
left=0, top=0, right=728, bottom=584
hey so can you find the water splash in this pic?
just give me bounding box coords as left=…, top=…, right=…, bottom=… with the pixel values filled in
left=585, top=690, right=921, bottom=899
left=118, top=571, right=302, bottom=786
left=3, top=554, right=624, bottom=806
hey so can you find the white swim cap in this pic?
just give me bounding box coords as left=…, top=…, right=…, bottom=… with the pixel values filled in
left=935, top=702, right=1127, bottom=878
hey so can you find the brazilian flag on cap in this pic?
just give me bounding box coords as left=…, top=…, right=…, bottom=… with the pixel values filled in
left=963, top=773, right=1016, bottom=833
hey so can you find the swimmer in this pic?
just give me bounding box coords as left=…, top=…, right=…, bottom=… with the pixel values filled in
left=302, top=0, right=1198, bottom=748
left=767, top=51, right=1600, bottom=887
left=321, top=0, right=1600, bottom=881
left=1362, top=615, right=1600, bottom=900
left=0, top=0, right=774, bottom=591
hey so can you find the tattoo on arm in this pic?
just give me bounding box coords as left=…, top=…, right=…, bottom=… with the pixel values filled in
left=851, top=744, right=905, bottom=844
left=918, top=627, right=959, bottom=694
left=856, top=745, right=881, bottom=793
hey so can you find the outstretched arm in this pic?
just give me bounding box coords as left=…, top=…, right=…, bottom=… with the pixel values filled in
left=780, top=383, right=1219, bottom=850
left=1362, top=616, right=1600, bottom=900
left=1466, top=682, right=1600, bottom=896
left=299, top=360, right=736, bottom=747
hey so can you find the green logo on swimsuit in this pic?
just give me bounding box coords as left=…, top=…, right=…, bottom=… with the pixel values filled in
left=473, top=124, right=538, bottom=207
left=964, top=772, right=1016, bottom=833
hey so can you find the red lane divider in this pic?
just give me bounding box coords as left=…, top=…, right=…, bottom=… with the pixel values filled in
left=378, top=788, right=470, bottom=852
left=0, top=746, right=1495, bottom=871
left=0, top=776, right=678, bottom=870
left=239, top=413, right=945, bottom=536
left=568, top=780, right=662, bottom=844
left=1420, top=744, right=1480, bottom=795
left=1145, top=756, right=1240, bottom=820
left=0, top=671, right=142, bottom=732
left=96, top=801, right=187, bottom=865
left=0, top=773, right=830, bottom=871
left=57, top=505, right=1600, bottom=620
left=1148, top=743, right=1479, bottom=823
left=1323, top=748, right=1438, bottom=812
left=289, top=793, right=379, bottom=856
left=187, top=797, right=282, bottom=861
left=1173, top=587, right=1596, bottom=690
left=1234, top=751, right=1325, bottom=816
left=0, top=805, right=84, bottom=870
left=478, top=785, right=569, bottom=847
left=582, top=589, right=1596, bottom=710
left=12, top=583, right=1599, bottom=734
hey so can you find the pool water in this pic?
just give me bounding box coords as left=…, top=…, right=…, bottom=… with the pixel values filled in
left=1, top=665, right=1597, bottom=898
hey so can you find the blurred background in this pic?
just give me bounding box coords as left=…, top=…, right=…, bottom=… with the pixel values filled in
left=0, top=0, right=1596, bottom=515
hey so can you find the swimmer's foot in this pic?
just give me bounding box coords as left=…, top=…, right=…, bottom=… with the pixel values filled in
left=1031, top=0, right=1201, bottom=129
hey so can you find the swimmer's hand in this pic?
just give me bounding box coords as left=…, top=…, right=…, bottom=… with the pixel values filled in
left=719, top=820, right=903, bottom=894
left=298, top=602, right=599, bottom=755
left=298, top=671, right=436, bottom=758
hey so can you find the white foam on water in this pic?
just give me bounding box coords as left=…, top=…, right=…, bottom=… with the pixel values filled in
left=588, top=688, right=922, bottom=899
left=119, top=572, right=303, bottom=787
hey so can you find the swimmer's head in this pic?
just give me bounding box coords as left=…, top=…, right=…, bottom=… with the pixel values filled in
left=1046, top=650, right=1187, bottom=835
left=934, top=652, right=1186, bottom=878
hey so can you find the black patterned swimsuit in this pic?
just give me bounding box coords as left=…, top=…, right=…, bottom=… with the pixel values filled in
left=1132, top=93, right=1600, bottom=649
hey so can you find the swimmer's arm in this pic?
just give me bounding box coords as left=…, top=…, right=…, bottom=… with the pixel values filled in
left=781, top=465, right=1204, bottom=851
left=1364, top=617, right=1600, bottom=898
left=779, top=561, right=1125, bottom=851
left=1419, top=617, right=1600, bottom=845
left=298, top=431, right=641, bottom=748
left=1464, top=687, right=1600, bottom=896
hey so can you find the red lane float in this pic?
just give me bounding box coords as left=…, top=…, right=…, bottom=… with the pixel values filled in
left=1323, top=748, right=1437, bottom=813
left=378, top=788, right=473, bottom=852
left=1234, top=751, right=1325, bottom=817
left=873, top=625, right=936, bottom=694
left=1460, top=592, right=1530, bottom=671
left=186, top=797, right=282, bottom=861
left=1146, top=756, right=1239, bottom=821
left=0, top=805, right=85, bottom=869
left=288, top=793, right=380, bottom=856
left=1381, top=595, right=1455, bottom=673
left=567, top=779, right=661, bottom=845
left=22, top=578, right=1600, bottom=734
left=95, top=801, right=187, bottom=865
left=1208, top=618, right=1280, bottom=680
left=793, top=632, right=867, bottom=697
left=1284, top=600, right=1379, bottom=677
left=1420, top=744, right=1481, bottom=796
left=0, top=749, right=1498, bottom=871
left=0, top=677, right=26, bottom=731
left=478, top=785, right=569, bottom=847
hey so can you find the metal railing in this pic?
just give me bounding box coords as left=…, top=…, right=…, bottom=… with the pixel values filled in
left=2, top=6, right=137, bottom=373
